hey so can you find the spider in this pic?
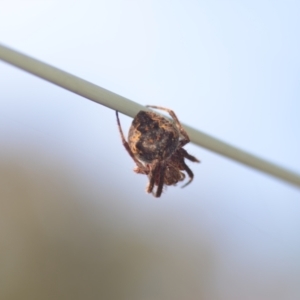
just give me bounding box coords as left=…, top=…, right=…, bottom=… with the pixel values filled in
left=116, top=105, right=200, bottom=197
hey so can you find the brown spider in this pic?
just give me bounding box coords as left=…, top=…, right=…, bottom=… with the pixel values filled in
left=116, top=105, right=200, bottom=197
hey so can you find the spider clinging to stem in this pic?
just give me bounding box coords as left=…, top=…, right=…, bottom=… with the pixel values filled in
left=116, top=105, right=200, bottom=198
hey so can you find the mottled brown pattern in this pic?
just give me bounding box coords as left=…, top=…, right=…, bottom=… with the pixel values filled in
left=128, top=111, right=179, bottom=163
left=116, top=105, right=200, bottom=197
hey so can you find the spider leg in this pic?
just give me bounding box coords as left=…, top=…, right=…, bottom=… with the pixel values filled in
left=180, top=148, right=200, bottom=163
left=176, top=148, right=199, bottom=188
left=181, top=161, right=195, bottom=188
left=116, top=111, right=147, bottom=172
left=146, top=159, right=159, bottom=195
left=155, top=162, right=166, bottom=197
left=146, top=105, right=190, bottom=147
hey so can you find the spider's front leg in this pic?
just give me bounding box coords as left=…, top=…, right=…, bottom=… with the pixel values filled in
left=181, top=162, right=194, bottom=188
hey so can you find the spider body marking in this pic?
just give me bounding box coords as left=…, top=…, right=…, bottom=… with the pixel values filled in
left=128, top=110, right=179, bottom=163
left=116, top=105, right=200, bottom=197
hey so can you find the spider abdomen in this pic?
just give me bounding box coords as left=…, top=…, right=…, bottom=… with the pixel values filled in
left=128, top=111, right=179, bottom=163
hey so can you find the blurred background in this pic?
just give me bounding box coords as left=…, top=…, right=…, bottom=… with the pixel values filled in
left=1, top=1, right=300, bottom=299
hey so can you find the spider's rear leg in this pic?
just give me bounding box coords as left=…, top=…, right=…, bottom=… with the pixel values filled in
left=178, top=148, right=200, bottom=188
left=181, top=162, right=194, bottom=188
left=181, top=148, right=200, bottom=163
